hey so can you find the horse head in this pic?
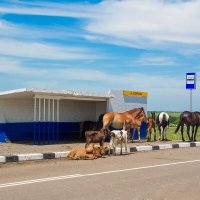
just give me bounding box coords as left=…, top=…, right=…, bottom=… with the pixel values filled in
left=100, top=128, right=111, bottom=138
left=135, top=107, right=147, bottom=122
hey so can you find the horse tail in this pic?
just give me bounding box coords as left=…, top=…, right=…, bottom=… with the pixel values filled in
left=175, top=112, right=185, bottom=133
left=175, top=121, right=181, bottom=133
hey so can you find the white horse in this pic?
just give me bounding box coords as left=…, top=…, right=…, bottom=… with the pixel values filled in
left=156, top=112, right=169, bottom=141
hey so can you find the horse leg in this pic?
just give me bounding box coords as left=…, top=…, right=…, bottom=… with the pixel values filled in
left=194, top=125, right=199, bottom=142
left=160, top=126, right=164, bottom=141
left=125, top=140, right=128, bottom=154
left=153, top=126, right=156, bottom=141
left=186, top=125, right=191, bottom=141
left=164, top=127, right=167, bottom=141
left=181, top=124, right=185, bottom=142
left=158, top=126, right=161, bottom=140
left=131, top=128, right=136, bottom=143
left=138, top=127, right=141, bottom=141
left=100, top=140, right=104, bottom=148
left=148, top=129, right=152, bottom=142
left=146, top=127, right=150, bottom=142
left=120, top=143, right=122, bottom=155
left=191, top=126, right=195, bottom=141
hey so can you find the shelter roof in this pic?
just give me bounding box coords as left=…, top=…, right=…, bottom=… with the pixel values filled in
left=0, top=88, right=111, bottom=102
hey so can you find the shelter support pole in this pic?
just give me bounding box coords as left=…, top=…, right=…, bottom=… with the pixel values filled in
left=43, top=99, right=46, bottom=145
left=38, top=98, right=41, bottom=145
left=56, top=100, right=60, bottom=144
left=34, top=98, right=37, bottom=145
left=48, top=99, right=50, bottom=144
left=190, top=89, right=192, bottom=112
left=52, top=99, right=55, bottom=144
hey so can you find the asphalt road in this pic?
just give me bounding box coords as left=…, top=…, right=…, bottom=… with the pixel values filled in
left=0, top=148, right=200, bottom=200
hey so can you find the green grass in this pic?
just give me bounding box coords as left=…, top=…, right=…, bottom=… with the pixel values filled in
left=149, top=126, right=200, bottom=142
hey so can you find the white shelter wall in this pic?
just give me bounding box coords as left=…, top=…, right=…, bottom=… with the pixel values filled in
left=0, top=99, right=33, bottom=123
left=59, top=100, right=97, bottom=122
left=95, top=102, right=107, bottom=121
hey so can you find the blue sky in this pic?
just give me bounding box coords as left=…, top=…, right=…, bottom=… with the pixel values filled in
left=0, top=0, right=200, bottom=111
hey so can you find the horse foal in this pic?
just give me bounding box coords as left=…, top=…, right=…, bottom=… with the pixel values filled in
left=109, top=130, right=128, bottom=155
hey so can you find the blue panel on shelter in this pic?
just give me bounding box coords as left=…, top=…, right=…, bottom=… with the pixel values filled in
left=0, top=122, right=81, bottom=143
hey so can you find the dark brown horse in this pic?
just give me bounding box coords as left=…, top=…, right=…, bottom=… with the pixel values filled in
left=146, top=112, right=156, bottom=142
left=102, top=107, right=147, bottom=141
left=175, top=111, right=200, bottom=141
left=85, top=129, right=109, bottom=148
left=79, top=114, right=104, bottom=140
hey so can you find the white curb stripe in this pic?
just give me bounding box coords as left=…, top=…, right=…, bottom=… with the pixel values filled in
left=159, top=144, right=172, bottom=150
left=195, top=142, right=200, bottom=147
left=54, top=151, right=69, bottom=158
left=115, top=147, right=130, bottom=153
left=178, top=143, right=190, bottom=148
left=136, top=146, right=153, bottom=151
left=18, top=153, right=43, bottom=161
left=0, top=156, right=5, bottom=163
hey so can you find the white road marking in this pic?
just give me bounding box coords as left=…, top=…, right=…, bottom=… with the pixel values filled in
left=1, top=159, right=200, bottom=188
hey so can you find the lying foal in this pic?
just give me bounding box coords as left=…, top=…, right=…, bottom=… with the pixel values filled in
left=67, top=144, right=109, bottom=160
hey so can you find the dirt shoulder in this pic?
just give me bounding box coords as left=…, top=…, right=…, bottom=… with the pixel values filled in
left=0, top=140, right=183, bottom=156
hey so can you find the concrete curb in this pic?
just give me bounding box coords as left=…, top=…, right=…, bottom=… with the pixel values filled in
left=1, top=142, right=200, bottom=163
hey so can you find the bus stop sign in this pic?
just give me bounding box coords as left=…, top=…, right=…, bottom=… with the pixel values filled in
left=186, top=72, right=196, bottom=89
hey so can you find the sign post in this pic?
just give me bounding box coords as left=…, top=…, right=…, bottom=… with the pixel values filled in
left=186, top=73, right=196, bottom=111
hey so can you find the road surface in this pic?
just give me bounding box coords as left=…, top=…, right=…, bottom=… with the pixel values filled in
left=0, top=148, right=200, bottom=200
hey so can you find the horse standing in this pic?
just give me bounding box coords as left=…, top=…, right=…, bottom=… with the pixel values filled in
left=156, top=112, right=169, bottom=141
left=175, top=111, right=200, bottom=141
left=102, top=107, right=147, bottom=141
left=146, top=112, right=156, bottom=141
left=85, top=129, right=109, bottom=148
left=79, top=114, right=104, bottom=140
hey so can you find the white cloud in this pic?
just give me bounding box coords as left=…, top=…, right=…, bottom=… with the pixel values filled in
left=133, top=55, right=178, bottom=66
left=1, top=0, right=200, bottom=50
left=85, top=0, right=200, bottom=47
left=0, top=19, right=84, bottom=40
left=0, top=38, right=99, bottom=60
left=0, top=1, right=94, bottom=18
left=0, top=56, right=183, bottom=89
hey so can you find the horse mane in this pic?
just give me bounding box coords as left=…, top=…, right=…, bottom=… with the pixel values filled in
left=134, top=107, right=145, bottom=119
left=127, top=107, right=144, bottom=115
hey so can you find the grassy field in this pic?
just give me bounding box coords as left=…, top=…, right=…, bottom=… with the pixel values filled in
left=149, top=126, right=200, bottom=142
left=147, top=111, right=200, bottom=141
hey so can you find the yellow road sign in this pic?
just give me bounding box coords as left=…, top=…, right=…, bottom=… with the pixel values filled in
left=123, top=90, right=148, bottom=97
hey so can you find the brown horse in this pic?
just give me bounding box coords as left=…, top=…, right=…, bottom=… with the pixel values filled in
left=102, top=107, right=147, bottom=141
left=146, top=112, right=156, bottom=142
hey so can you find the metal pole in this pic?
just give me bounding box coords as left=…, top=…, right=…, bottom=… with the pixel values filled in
left=56, top=100, right=59, bottom=144
left=48, top=99, right=50, bottom=144
left=43, top=99, right=46, bottom=145
left=52, top=99, right=55, bottom=143
left=34, top=98, right=37, bottom=145
left=190, top=89, right=192, bottom=112
left=38, top=98, right=41, bottom=145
